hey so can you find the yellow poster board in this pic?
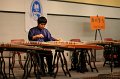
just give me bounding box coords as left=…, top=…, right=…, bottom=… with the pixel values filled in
left=90, top=16, right=105, bottom=30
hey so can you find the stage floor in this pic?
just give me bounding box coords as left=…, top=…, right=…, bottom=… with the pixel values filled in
left=4, top=61, right=120, bottom=79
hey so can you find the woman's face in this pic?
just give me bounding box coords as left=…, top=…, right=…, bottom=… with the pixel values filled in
left=38, top=23, right=46, bottom=29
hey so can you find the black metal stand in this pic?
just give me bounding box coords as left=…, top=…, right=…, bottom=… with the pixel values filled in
left=53, top=49, right=71, bottom=78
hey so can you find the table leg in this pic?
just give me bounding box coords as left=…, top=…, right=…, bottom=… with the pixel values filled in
left=77, top=49, right=88, bottom=73
left=22, top=53, right=31, bottom=79
left=0, top=51, right=8, bottom=79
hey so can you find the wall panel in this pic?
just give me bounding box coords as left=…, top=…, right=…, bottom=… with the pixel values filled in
left=0, top=12, right=27, bottom=42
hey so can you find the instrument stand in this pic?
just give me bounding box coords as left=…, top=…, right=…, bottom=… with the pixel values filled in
left=94, top=29, right=102, bottom=61
left=53, top=49, right=71, bottom=78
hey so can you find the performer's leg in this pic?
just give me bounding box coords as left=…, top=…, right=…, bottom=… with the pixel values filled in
left=38, top=54, right=46, bottom=75
left=46, top=51, right=53, bottom=75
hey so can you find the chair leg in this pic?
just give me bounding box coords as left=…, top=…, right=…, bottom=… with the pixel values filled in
left=18, top=53, right=23, bottom=69
left=103, top=60, right=106, bottom=67
left=9, top=57, right=15, bottom=79
left=11, top=53, right=15, bottom=69
left=11, top=52, right=23, bottom=69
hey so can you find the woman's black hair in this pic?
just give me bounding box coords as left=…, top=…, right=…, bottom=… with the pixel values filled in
left=37, top=16, right=47, bottom=24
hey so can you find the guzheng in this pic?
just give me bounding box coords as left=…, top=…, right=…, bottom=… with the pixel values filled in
left=15, top=41, right=104, bottom=50
left=0, top=43, right=51, bottom=52
left=85, top=40, right=120, bottom=46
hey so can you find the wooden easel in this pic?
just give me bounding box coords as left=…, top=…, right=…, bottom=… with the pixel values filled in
left=95, top=29, right=102, bottom=40
left=94, top=29, right=102, bottom=61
